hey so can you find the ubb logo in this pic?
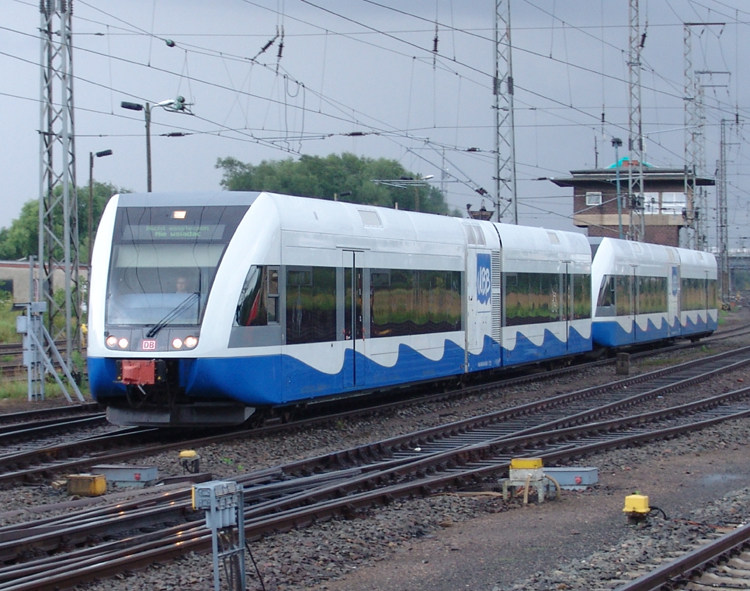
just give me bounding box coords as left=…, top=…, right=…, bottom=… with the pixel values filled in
left=476, top=253, right=491, bottom=305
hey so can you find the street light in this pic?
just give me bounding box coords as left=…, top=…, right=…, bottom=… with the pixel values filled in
left=89, top=149, right=112, bottom=266
left=121, top=97, right=190, bottom=192
left=371, top=175, right=434, bottom=212
left=612, top=137, right=624, bottom=239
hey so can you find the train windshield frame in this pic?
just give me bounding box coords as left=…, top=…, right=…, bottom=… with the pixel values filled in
left=105, top=205, right=248, bottom=327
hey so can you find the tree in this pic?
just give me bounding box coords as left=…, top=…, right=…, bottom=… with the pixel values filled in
left=216, top=153, right=456, bottom=215
left=0, top=182, right=126, bottom=263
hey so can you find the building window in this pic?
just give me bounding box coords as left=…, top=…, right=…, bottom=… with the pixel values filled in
left=585, top=191, right=602, bottom=206
left=643, top=192, right=660, bottom=214
left=661, top=192, right=686, bottom=215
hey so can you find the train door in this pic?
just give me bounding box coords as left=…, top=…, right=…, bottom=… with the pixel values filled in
left=701, top=270, right=710, bottom=331
left=561, top=263, right=572, bottom=352
left=668, top=264, right=680, bottom=337
left=616, top=269, right=636, bottom=345
left=630, top=266, right=640, bottom=343
left=342, top=250, right=365, bottom=388
left=465, top=249, right=496, bottom=370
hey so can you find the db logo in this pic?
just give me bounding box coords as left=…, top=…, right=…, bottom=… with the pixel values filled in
left=476, top=254, right=491, bottom=305
left=141, top=339, right=157, bottom=351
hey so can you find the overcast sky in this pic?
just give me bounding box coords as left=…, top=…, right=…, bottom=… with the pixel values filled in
left=2, top=0, right=749, bottom=246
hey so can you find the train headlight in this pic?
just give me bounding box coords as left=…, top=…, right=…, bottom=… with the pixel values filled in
left=106, top=335, right=118, bottom=348
left=172, top=338, right=183, bottom=350
left=184, top=336, right=198, bottom=348
left=117, top=337, right=129, bottom=349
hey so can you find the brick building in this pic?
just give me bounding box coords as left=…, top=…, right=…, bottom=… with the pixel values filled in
left=550, top=159, right=714, bottom=247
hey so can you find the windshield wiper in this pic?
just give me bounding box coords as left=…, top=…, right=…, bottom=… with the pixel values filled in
left=146, top=292, right=200, bottom=338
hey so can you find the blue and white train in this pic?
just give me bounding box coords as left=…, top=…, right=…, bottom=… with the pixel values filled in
left=87, top=191, right=718, bottom=427
left=590, top=238, right=718, bottom=347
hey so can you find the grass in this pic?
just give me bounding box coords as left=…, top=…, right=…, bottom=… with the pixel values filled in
left=638, top=357, right=673, bottom=368
left=0, top=372, right=90, bottom=403
left=0, top=298, right=21, bottom=344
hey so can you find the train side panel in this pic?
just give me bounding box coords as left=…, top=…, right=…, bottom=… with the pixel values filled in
left=495, top=225, right=592, bottom=366
left=676, top=247, right=718, bottom=337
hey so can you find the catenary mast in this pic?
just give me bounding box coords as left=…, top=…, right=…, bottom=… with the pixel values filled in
left=39, top=0, right=80, bottom=366
left=493, top=0, right=518, bottom=224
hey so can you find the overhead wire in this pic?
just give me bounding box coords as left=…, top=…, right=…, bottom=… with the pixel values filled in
left=7, top=0, right=750, bottom=227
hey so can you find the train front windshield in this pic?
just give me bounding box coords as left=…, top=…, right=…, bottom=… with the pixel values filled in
left=106, top=205, right=247, bottom=326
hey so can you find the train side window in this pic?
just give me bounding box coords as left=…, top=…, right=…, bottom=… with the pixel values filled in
left=616, top=276, right=631, bottom=316
left=370, top=268, right=462, bottom=337
left=505, top=272, right=560, bottom=326
left=236, top=266, right=266, bottom=326
left=573, top=274, right=592, bottom=319
left=595, top=275, right=616, bottom=316
left=286, top=266, right=337, bottom=344
left=267, top=267, right=279, bottom=323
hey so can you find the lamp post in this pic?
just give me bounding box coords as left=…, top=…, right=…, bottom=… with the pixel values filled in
left=88, top=149, right=112, bottom=266
left=612, top=137, right=624, bottom=239
left=121, top=97, right=189, bottom=192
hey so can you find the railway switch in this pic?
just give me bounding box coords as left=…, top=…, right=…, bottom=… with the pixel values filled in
left=503, top=458, right=548, bottom=503
left=193, top=480, right=247, bottom=591
left=623, top=493, right=650, bottom=525
left=179, top=449, right=200, bottom=474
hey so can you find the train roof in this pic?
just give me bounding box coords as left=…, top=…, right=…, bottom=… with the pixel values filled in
left=593, top=237, right=677, bottom=266
left=494, top=223, right=590, bottom=262
left=109, top=191, right=592, bottom=265
left=591, top=237, right=716, bottom=278
left=112, top=191, right=261, bottom=207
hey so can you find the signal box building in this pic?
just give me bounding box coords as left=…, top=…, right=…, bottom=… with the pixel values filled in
left=550, top=159, right=714, bottom=247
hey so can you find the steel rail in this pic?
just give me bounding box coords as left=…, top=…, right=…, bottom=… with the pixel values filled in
left=611, top=521, right=750, bottom=591
left=6, top=404, right=750, bottom=591
left=1, top=386, right=749, bottom=590
left=0, top=344, right=748, bottom=489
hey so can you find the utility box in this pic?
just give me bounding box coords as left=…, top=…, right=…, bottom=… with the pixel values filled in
left=510, top=458, right=543, bottom=470
left=91, top=464, right=157, bottom=488
left=544, top=467, right=599, bottom=490
left=67, top=474, right=106, bottom=496
left=616, top=352, right=630, bottom=375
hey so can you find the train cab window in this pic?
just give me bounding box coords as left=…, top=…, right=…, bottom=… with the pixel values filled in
left=235, top=266, right=279, bottom=326
left=106, top=205, right=246, bottom=327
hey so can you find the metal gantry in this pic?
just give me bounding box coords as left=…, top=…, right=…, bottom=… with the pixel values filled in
left=684, top=22, right=726, bottom=251
left=683, top=24, right=700, bottom=249
left=39, top=0, right=80, bottom=366
left=493, top=0, right=518, bottom=224
left=627, top=0, right=645, bottom=241
left=717, top=120, right=730, bottom=303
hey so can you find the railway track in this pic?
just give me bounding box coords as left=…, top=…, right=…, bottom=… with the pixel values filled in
left=1, top=380, right=749, bottom=590
left=1, top=343, right=750, bottom=488
left=613, top=521, right=750, bottom=591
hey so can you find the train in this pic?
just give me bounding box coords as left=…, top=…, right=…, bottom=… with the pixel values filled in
left=87, top=191, right=718, bottom=427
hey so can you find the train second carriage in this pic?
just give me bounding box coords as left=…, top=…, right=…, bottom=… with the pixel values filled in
left=590, top=237, right=718, bottom=348
left=87, top=191, right=593, bottom=427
